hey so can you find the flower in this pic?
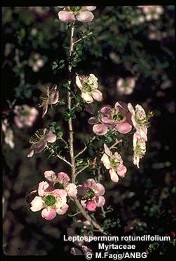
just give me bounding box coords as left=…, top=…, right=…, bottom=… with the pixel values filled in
left=2, top=119, right=15, bottom=149
left=88, top=102, right=132, bottom=135
left=76, top=74, right=103, bottom=103
left=116, top=77, right=136, bottom=95
left=58, top=6, right=96, bottom=23
left=27, top=128, right=56, bottom=157
left=101, top=144, right=127, bottom=182
left=138, top=6, right=164, bottom=21
left=39, top=84, right=59, bottom=117
left=28, top=52, right=45, bottom=72
left=133, top=131, right=146, bottom=168
left=44, top=170, right=77, bottom=198
left=30, top=181, right=68, bottom=220
left=127, top=103, right=148, bottom=141
left=14, top=105, right=38, bottom=128
left=78, top=179, right=105, bottom=211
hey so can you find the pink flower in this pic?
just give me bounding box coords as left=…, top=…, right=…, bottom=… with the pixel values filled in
left=138, top=6, right=163, bottom=21
left=27, top=128, right=56, bottom=157
left=133, top=131, right=146, bottom=168
left=116, top=77, right=136, bottom=95
left=101, top=144, right=127, bottom=182
left=88, top=102, right=132, bottom=135
left=78, top=178, right=105, bottom=211
left=76, top=74, right=103, bottom=103
left=58, top=6, right=96, bottom=23
left=44, top=170, right=77, bottom=198
left=39, top=84, right=59, bottom=117
left=128, top=103, right=148, bottom=141
left=14, top=105, right=38, bottom=128
left=30, top=181, right=68, bottom=220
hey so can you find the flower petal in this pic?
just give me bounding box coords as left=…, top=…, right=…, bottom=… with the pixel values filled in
left=117, top=165, right=127, bottom=177
left=44, top=170, right=56, bottom=182
left=75, top=75, right=83, bottom=90
left=109, top=169, right=119, bottom=182
left=103, top=144, right=111, bottom=156
left=92, top=90, right=103, bottom=102
left=86, top=6, right=96, bottom=11
left=81, top=92, right=94, bottom=103
left=93, top=124, right=108, bottom=135
left=86, top=200, right=96, bottom=211
left=14, top=116, right=23, bottom=128
left=45, top=131, right=57, bottom=143
left=58, top=11, right=76, bottom=23
left=88, top=117, right=99, bottom=125
left=76, top=11, right=94, bottom=22
left=38, top=181, right=50, bottom=196
left=95, top=183, right=105, bottom=195
left=115, top=122, right=132, bottom=134
left=100, top=105, right=112, bottom=115
left=65, top=183, right=77, bottom=198
left=27, top=148, right=34, bottom=157
left=30, top=196, right=43, bottom=212
left=57, top=172, right=70, bottom=183
left=101, top=153, right=111, bottom=169
left=53, top=189, right=67, bottom=201
left=56, top=203, right=68, bottom=215
left=101, top=117, right=114, bottom=124
left=95, top=196, right=105, bottom=207
left=41, top=208, right=56, bottom=220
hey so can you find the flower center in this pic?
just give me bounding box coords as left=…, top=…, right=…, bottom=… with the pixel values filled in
left=19, top=106, right=30, bottom=116
left=112, top=112, right=124, bottom=122
left=135, top=112, right=147, bottom=126
left=29, top=129, right=46, bottom=144
left=83, top=82, right=92, bottom=92
left=44, top=194, right=56, bottom=206
left=110, top=156, right=120, bottom=168
left=123, top=80, right=129, bottom=89
left=69, top=6, right=81, bottom=12
left=135, top=142, right=146, bottom=158
left=54, top=182, right=65, bottom=189
left=83, top=188, right=95, bottom=200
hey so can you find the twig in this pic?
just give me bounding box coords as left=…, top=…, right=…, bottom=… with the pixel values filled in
left=75, top=137, right=96, bottom=159
left=67, top=25, right=107, bottom=235
left=68, top=25, right=76, bottom=183
left=56, top=154, right=72, bottom=167
left=109, top=139, right=122, bottom=150
left=60, top=137, right=69, bottom=148
left=75, top=164, right=89, bottom=176
left=74, top=199, right=108, bottom=235
left=47, top=145, right=72, bottom=167
left=74, top=32, right=93, bottom=45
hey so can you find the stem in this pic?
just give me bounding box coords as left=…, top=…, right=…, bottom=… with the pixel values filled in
left=109, top=139, right=122, bottom=150
left=74, top=32, right=93, bottom=44
left=75, top=164, right=89, bottom=176
left=67, top=24, right=106, bottom=235
left=68, top=25, right=76, bottom=183
left=47, top=145, right=72, bottom=167
left=74, top=199, right=108, bottom=235
left=75, top=137, right=96, bottom=159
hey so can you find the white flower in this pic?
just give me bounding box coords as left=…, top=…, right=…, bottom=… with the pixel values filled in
left=76, top=74, right=103, bottom=103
